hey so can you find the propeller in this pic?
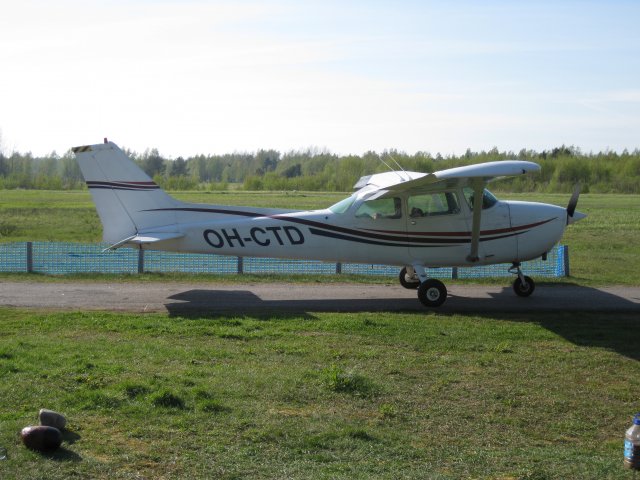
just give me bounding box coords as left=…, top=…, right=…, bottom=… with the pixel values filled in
left=566, top=184, right=584, bottom=225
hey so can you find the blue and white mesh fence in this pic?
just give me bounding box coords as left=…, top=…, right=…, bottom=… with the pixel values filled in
left=0, top=241, right=569, bottom=278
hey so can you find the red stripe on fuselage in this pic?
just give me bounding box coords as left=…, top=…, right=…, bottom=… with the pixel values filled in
left=363, top=218, right=556, bottom=237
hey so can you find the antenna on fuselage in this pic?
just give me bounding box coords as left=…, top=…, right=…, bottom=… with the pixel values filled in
left=387, top=154, right=411, bottom=181
left=379, top=154, right=410, bottom=182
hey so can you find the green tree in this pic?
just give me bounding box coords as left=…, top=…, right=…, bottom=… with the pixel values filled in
left=59, top=150, right=83, bottom=188
left=168, top=157, right=188, bottom=177
left=254, top=149, right=280, bottom=175
left=140, top=148, right=166, bottom=177
left=282, top=163, right=302, bottom=178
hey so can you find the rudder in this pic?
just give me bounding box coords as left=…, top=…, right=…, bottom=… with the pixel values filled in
left=73, top=141, right=179, bottom=245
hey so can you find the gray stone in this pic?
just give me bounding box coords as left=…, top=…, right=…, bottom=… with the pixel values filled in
left=39, top=409, right=66, bottom=430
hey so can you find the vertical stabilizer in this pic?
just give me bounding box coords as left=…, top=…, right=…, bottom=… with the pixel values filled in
left=73, top=142, right=179, bottom=244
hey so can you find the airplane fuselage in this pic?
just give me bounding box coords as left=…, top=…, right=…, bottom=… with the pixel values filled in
left=144, top=193, right=567, bottom=268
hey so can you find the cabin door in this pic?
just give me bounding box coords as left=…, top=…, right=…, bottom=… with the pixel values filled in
left=406, top=191, right=471, bottom=266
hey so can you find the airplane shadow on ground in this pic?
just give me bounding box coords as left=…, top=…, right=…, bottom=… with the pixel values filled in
left=165, top=285, right=640, bottom=360
left=447, top=284, right=640, bottom=361
left=166, top=290, right=320, bottom=321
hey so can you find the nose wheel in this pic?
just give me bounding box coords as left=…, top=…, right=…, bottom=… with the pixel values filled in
left=513, top=276, right=535, bottom=297
left=509, top=263, right=535, bottom=297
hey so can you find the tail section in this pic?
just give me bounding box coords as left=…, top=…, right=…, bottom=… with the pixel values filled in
left=73, top=141, right=181, bottom=246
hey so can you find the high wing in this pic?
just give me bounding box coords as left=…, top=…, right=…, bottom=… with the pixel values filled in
left=352, top=171, right=428, bottom=191
left=355, top=160, right=540, bottom=196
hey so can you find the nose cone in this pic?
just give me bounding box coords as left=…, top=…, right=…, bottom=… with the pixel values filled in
left=507, top=201, right=566, bottom=261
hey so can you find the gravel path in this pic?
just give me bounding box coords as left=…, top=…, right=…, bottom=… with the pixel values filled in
left=1, top=281, right=639, bottom=314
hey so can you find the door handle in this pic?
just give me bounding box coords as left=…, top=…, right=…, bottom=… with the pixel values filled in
left=410, top=221, right=416, bottom=225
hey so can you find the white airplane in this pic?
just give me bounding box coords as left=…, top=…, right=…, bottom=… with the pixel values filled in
left=73, top=139, right=586, bottom=308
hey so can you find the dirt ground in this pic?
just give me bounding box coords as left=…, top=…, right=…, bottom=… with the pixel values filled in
left=1, top=281, right=638, bottom=314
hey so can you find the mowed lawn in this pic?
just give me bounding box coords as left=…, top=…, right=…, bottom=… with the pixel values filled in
left=1, top=189, right=639, bottom=478
left=0, top=308, right=639, bottom=479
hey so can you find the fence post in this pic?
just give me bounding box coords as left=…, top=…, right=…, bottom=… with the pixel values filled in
left=237, top=256, right=244, bottom=274
left=137, top=248, right=145, bottom=274
left=26, top=242, right=33, bottom=273
left=336, top=262, right=342, bottom=274
left=563, top=245, right=570, bottom=277
left=451, top=267, right=458, bottom=279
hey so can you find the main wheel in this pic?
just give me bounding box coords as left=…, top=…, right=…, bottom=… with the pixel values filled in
left=513, top=276, right=535, bottom=297
left=417, top=279, right=447, bottom=307
left=399, top=267, right=420, bottom=289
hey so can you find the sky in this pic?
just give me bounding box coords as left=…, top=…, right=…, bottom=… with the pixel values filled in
left=0, top=0, right=639, bottom=158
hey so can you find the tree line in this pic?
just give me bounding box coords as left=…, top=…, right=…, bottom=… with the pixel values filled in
left=0, top=145, right=639, bottom=193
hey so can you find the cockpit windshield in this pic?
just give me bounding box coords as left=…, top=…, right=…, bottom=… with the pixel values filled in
left=328, top=194, right=357, bottom=214
left=462, top=187, right=499, bottom=210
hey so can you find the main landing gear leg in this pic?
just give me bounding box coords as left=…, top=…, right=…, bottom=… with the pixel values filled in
left=509, top=262, right=535, bottom=297
left=413, top=265, right=448, bottom=308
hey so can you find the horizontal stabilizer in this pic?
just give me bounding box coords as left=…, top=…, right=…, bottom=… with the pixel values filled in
left=103, top=232, right=184, bottom=251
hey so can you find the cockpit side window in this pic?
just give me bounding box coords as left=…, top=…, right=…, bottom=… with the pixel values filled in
left=463, top=187, right=499, bottom=210
left=355, top=197, right=402, bottom=219
left=408, top=192, right=460, bottom=218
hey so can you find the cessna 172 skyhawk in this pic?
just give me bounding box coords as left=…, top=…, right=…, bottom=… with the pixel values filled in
left=74, top=140, right=586, bottom=308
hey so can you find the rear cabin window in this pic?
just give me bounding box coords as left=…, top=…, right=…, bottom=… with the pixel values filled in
left=408, top=192, right=460, bottom=218
left=355, top=197, right=402, bottom=219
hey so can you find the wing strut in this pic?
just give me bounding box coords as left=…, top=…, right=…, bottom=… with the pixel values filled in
left=466, top=179, right=484, bottom=263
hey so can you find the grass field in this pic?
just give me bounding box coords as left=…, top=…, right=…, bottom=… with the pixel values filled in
left=0, top=307, right=639, bottom=479
left=1, top=189, right=639, bottom=478
left=1, top=189, right=639, bottom=285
